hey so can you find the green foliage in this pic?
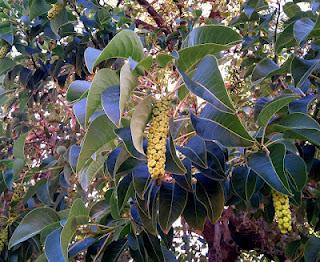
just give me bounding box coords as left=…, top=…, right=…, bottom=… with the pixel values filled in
left=1, top=0, right=320, bottom=261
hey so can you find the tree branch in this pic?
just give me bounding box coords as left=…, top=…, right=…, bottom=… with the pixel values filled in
left=136, top=0, right=170, bottom=34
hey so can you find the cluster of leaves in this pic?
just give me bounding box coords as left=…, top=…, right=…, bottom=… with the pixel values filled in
left=1, top=0, right=320, bottom=261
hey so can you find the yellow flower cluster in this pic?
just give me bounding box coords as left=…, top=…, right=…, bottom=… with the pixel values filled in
left=0, top=227, right=8, bottom=252
left=11, top=184, right=24, bottom=203
left=0, top=42, right=10, bottom=59
left=147, top=97, right=171, bottom=180
left=272, top=190, right=292, bottom=234
left=47, top=3, right=65, bottom=20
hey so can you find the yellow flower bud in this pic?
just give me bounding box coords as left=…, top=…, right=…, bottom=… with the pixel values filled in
left=147, top=97, right=171, bottom=180
left=272, top=190, right=292, bottom=234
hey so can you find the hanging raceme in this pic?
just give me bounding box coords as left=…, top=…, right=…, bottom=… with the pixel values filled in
left=47, top=2, right=65, bottom=20
left=147, top=97, right=172, bottom=180
left=0, top=227, right=8, bottom=252
left=0, top=41, right=10, bottom=59
left=272, top=190, right=292, bottom=234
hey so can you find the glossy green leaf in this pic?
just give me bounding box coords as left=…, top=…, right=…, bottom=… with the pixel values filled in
left=182, top=192, right=207, bottom=231
left=257, top=95, right=299, bottom=126
left=270, top=113, right=320, bottom=146
left=13, top=132, right=28, bottom=159
left=248, top=143, right=291, bottom=195
left=84, top=47, right=102, bottom=73
left=275, top=23, right=297, bottom=53
left=77, top=115, right=116, bottom=172
left=44, top=228, right=64, bottom=262
left=119, top=63, right=137, bottom=122
left=304, top=236, right=320, bottom=262
left=283, top=2, right=301, bottom=17
left=251, top=58, right=280, bottom=85
left=0, top=57, right=15, bottom=76
left=9, top=208, right=60, bottom=248
left=66, top=80, right=90, bottom=102
left=285, top=154, right=307, bottom=191
left=29, top=0, right=50, bottom=20
left=191, top=110, right=255, bottom=147
left=195, top=173, right=224, bottom=223
left=141, top=231, right=164, bottom=262
left=291, top=57, right=320, bottom=88
left=165, top=133, right=187, bottom=175
left=177, top=25, right=241, bottom=71
left=93, top=30, right=144, bottom=71
left=159, top=183, right=187, bottom=233
left=294, top=18, right=315, bottom=44
left=60, top=199, right=89, bottom=261
left=231, top=166, right=256, bottom=201
left=130, top=96, right=153, bottom=155
left=79, top=153, right=108, bottom=191
left=85, top=68, right=119, bottom=124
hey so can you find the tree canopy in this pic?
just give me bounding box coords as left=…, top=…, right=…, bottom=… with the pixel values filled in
left=1, top=0, right=320, bottom=261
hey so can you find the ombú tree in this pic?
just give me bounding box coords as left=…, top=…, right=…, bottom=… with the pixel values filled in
left=0, top=0, right=320, bottom=261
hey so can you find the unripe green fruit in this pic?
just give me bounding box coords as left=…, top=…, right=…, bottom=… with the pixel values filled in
left=56, top=145, right=67, bottom=155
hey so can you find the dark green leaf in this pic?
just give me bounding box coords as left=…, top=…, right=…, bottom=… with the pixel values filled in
left=248, top=143, right=291, bottom=195
left=195, top=173, right=224, bottom=223
left=66, top=80, right=90, bottom=102
left=60, top=199, right=89, bottom=261
left=257, top=95, right=299, bottom=126
left=44, top=228, right=64, bottom=262
left=159, top=183, right=187, bottom=233
left=182, top=192, right=207, bottom=231
left=9, top=208, right=60, bottom=249
left=93, top=30, right=144, bottom=70
left=85, top=68, right=119, bottom=124
left=304, top=236, right=320, bottom=262
left=77, top=115, right=116, bottom=172
left=294, top=18, right=315, bottom=44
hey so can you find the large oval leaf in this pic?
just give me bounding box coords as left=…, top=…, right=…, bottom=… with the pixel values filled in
left=66, top=80, right=90, bottom=102
left=177, top=25, right=241, bottom=71
left=177, top=64, right=233, bottom=113
left=44, top=228, right=64, bottom=262
left=291, top=57, right=320, bottom=88
left=285, top=154, right=307, bottom=191
left=195, top=173, right=224, bottom=223
left=247, top=143, right=291, bottom=195
left=101, top=85, right=121, bottom=125
left=92, top=30, right=144, bottom=72
left=304, top=236, right=320, bottom=262
left=257, top=95, right=299, bottom=126
left=182, top=192, right=207, bottom=231
left=159, top=182, right=187, bottom=233
left=130, top=96, right=153, bottom=155
left=77, top=115, right=116, bottom=172
left=191, top=112, right=254, bottom=147
left=9, top=207, right=60, bottom=249
left=60, top=199, right=89, bottom=261
left=85, top=68, right=119, bottom=124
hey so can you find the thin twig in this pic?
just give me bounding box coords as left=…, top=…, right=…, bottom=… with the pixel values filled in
left=273, top=0, right=281, bottom=63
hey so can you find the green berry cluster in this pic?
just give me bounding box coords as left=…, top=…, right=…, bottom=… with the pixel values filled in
left=147, top=97, right=171, bottom=180
left=0, top=227, right=8, bottom=252
left=47, top=3, right=65, bottom=20
left=272, top=190, right=292, bottom=234
left=0, top=41, right=10, bottom=59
